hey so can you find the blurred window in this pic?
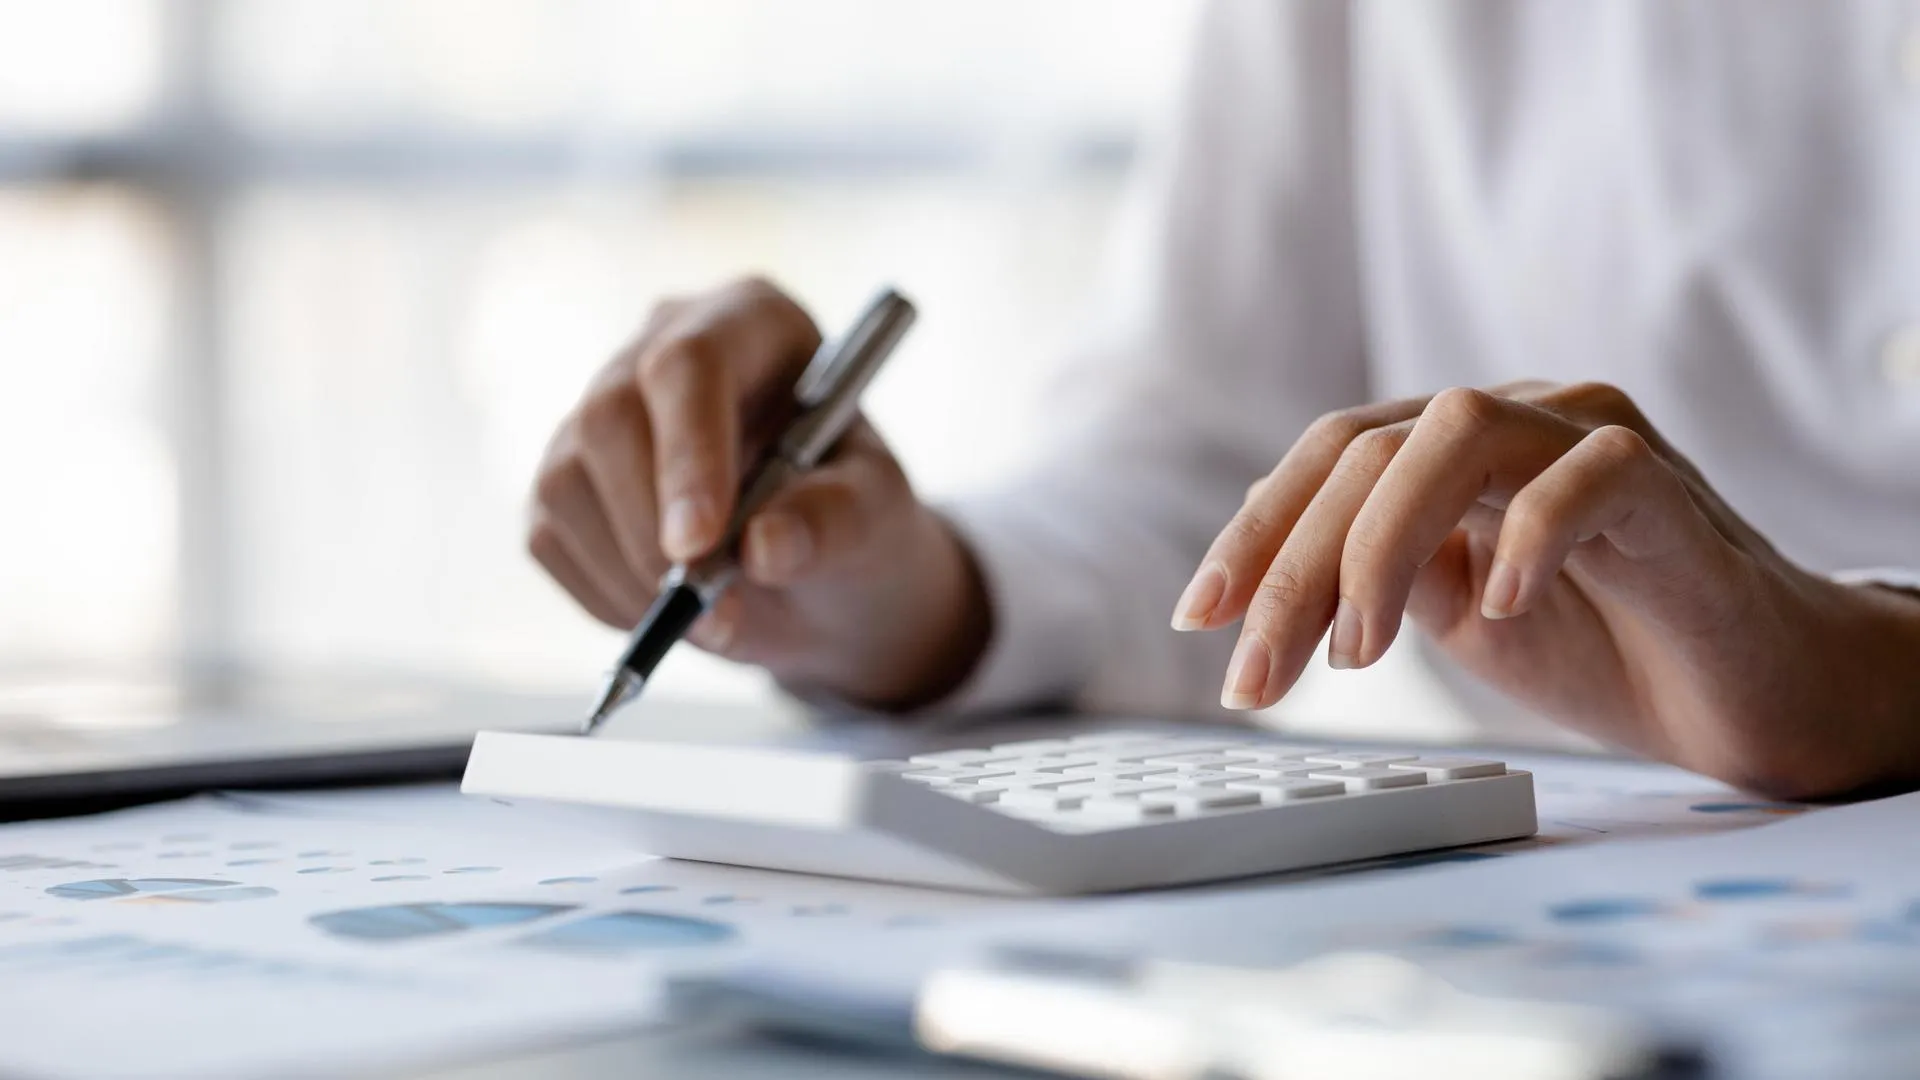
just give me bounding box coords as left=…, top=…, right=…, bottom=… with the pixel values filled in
left=0, top=0, right=1195, bottom=698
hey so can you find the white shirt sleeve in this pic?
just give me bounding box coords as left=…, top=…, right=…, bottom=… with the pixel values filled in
left=938, top=0, right=1371, bottom=719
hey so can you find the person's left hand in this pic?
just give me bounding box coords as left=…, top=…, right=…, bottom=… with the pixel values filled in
left=1171, top=381, right=1920, bottom=799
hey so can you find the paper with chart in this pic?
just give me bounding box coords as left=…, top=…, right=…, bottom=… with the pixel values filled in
left=0, top=794, right=1008, bottom=1080
left=767, top=789, right=1920, bottom=1080
left=0, top=750, right=1832, bottom=1078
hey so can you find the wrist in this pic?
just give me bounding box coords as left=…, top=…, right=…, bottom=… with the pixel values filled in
left=1803, top=576, right=1920, bottom=796
left=780, top=504, right=992, bottom=713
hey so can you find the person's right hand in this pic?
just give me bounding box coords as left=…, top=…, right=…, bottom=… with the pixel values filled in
left=528, top=276, right=989, bottom=709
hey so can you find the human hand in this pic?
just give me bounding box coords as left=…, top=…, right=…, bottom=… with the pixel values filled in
left=529, top=277, right=988, bottom=708
left=1174, top=381, right=1920, bottom=798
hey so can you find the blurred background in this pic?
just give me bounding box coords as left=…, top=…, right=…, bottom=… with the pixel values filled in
left=1, top=0, right=1470, bottom=739
left=0, top=0, right=1197, bottom=704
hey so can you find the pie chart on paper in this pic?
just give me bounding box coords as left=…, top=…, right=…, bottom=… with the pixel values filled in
left=45, top=878, right=281, bottom=904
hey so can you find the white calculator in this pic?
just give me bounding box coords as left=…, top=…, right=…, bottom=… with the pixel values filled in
left=461, top=730, right=1535, bottom=895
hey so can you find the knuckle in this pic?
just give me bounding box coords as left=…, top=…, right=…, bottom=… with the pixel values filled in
left=1499, top=493, right=1556, bottom=547
left=1425, top=385, right=1504, bottom=433
left=532, top=457, right=583, bottom=509
left=730, top=273, right=779, bottom=301
left=639, top=332, right=721, bottom=384
left=1586, top=423, right=1655, bottom=465
left=1560, top=380, right=1642, bottom=423
left=1341, top=520, right=1395, bottom=572
left=643, top=295, right=685, bottom=329
left=525, top=518, right=564, bottom=564
left=1220, top=506, right=1281, bottom=553
left=575, top=385, right=642, bottom=443
left=1302, top=411, right=1369, bottom=458
left=1249, top=559, right=1312, bottom=622
left=1334, top=425, right=1405, bottom=481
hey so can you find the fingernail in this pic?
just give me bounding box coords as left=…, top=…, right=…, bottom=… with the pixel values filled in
left=1221, top=636, right=1272, bottom=710
left=1482, top=559, right=1521, bottom=620
left=1171, top=564, right=1227, bottom=630
left=750, top=513, right=812, bottom=580
left=1328, top=598, right=1363, bottom=669
left=662, top=496, right=715, bottom=561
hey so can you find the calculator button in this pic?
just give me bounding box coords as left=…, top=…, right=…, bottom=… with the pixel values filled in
left=936, top=785, right=1003, bottom=804
left=1138, top=753, right=1263, bottom=770
left=987, top=738, right=1078, bottom=754
left=1387, top=757, right=1506, bottom=780
left=907, top=749, right=1019, bottom=768
left=1217, top=764, right=1322, bottom=779
left=1078, top=797, right=1174, bottom=822
left=970, top=773, right=1085, bottom=792
left=997, top=789, right=1090, bottom=812
left=1305, top=766, right=1427, bottom=791
left=1169, top=770, right=1252, bottom=787
left=1139, top=789, right=1261, bottom=814
left=899, top=766, right=1020, bottom=785
left=1221, top=776, right=1346, bottom=802
left=1063, top=731, right=1164, bottom=748
left=1002, top=754, right=1107, bottom=772
left=1301, top=751, right=1420, bottom=768
left=1059, top=764, right=1179, bottom=781
left=1219, top=745, right=1332, bottom=763
left=1112, top=742, right=1241, bottom=761
left=1056, top=779, right=1179, bottom=799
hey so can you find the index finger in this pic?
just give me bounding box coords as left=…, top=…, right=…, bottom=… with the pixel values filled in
left=635, top=281, right=819, bottom=561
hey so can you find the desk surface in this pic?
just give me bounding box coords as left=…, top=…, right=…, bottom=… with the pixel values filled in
left=0, top=699, right=1795, bottom=1080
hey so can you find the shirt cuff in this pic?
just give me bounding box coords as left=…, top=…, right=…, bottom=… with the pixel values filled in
left=922, top=496, right=1103, bottom=716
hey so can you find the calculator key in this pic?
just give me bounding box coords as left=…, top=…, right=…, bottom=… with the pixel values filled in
left=907, top=749, right=1019, bottom=768
left=1216, top=764, right=1323, bottom=779
left=1221, top=776, right=1346, bottom=802
left=987, top=738, right=1077, bottom=754
left=1002, top=754, right=1107, bottom=772
left=997, top=789, right=1090, bottom=812
left=1059, top=763, right=1180, bottom=781
left=1138, top=753, right=1263, bottom=770
left=1305, top=766, right=1427, bottom=791
left=1301, top=751, right=1420, bottom=768
left=1387, top=757, right=1506, bottom=780
left=935, top=785, right=1003, bottom=804
left=1063, top=731, right=1164, bottom=748
left=1056, top=779, right=1179, bottom=799
left=899, top=766, right=1021, bottom=785
left=1169, top=770, right=1254, bottom=787
left=970, top=773, right=1086, bottom=792
left=1139, top=789, right=1261, bottom=814
left=1078, top=797, right=1175, bottom=822
left=1220, top=745, right=1332, bottom=763
left=1112, top=742, right=1242, bottom=761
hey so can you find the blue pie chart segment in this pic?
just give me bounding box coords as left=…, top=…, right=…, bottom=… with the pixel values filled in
left=46, top=878, right=277, bottom=903
left=1547, top=897, right=1671, bottom=924
left=517, top=911, right=737, bottom=955
left=310, top=902, right=574, bottom=942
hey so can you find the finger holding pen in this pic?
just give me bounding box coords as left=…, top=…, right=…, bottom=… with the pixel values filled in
left=529, top=276, right=992, bottom=712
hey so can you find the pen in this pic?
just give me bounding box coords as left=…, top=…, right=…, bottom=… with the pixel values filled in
left=579, top=287, right=918, bottom=734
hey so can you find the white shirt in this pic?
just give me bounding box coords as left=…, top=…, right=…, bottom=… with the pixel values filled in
left=941, top=0, right=1920, bottom=739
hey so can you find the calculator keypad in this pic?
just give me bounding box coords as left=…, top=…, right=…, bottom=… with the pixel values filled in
left=872, top=734, right=1507, bottom=832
